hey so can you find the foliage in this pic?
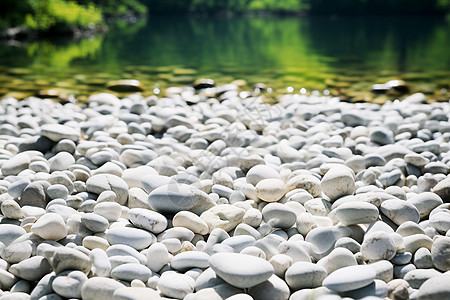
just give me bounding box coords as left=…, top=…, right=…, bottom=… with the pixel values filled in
left=25, top=0, right=102, bottom=31
left=77, top=0, right=148, bottom=17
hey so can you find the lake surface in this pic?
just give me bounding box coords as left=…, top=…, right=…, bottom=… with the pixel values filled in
left=0, top=15, right=449, bottom=102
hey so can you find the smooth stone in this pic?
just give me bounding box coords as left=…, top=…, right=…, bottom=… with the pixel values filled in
left=31, top=213, right=67, bottom=241
left=121, top=166, right=157, bottom=189
left=335, top=201, right=379, bottom=225
left=195, top=267, right=226, bottom=290
left=28, top=273, right=55, bottom=299
left=86, top=174, right=128, bottom=205
left=49, top=152, right=75, bottom=172
left=173, top=211, right=209, bottom=235
left=209, top=252, right=274, bottom=288
left=429, top=211, right=450, bottom=233
left=19, top=181, right=46, bottom=208
left=81, top=277, right=125, bottom=300
left=146, top=242, right=169, bottom=272
left=369, top=260, right=394, bottom=283
left=127, top=187, right=151, bottom=209
left=128, top=208, right=168, bottom=234
left=380, top=199, right=420, bottom=225
left=200, top=204, right=245, bottom=233
left=106, top=227, right=154, bottom=251
left=391, top=252, right=413, bottom=265
left=9, top=256, right=52, bottom=282
left=52, top=247, right=92, bottom=274
left=93, top=202, right=122, bottom=222
left=370, top=127, right=394, bottom=145
left=341, top=279, right=388, bottom=299
left=112, top=287, right=160, bottom=300
left=46, top=184, right=69, bottom=200
left=52, top=270, right=87, bottom=299
left=321, top=166, right=355, bottom=201
left=255, top=178, right=287, bottom=202
left=285, top=261, right=327, bottom=290
left=109, top=255, right=140, bottom=270
left=361, top=232, right=397, bottom=262
left=148, top=183, right=216, bottom=215
left=40, top=124, right=80, bottom=142
left=0, top=224, right=26, bottom=246
left=111, top=263, right=152, bottom=282
left=334, top=237, right=361, bottom=253
left=269, top=254, right=293, bottom=278
left=414, top=247, right=433, bottom=269
left=90, top=248, right=111, bottom=277
left=1, top=241, right=32, bottom=264
left=431, top=177, right=450, bottom=202
left=248, top=274, right=290, bottom=300
left=157, top=227, right=195, bottom=242
left=1, top=200, right=25, bottom=219
left=404, top=269, right=442, bottom=289
left=242, top=208, right=263, bottom=228
left=1, top=153, right=30, bottom=176
left=140, top=174, right=171, bottom=193
left=7, top=178, right=30, bottom=198
left=246, top=165, right=281, bottom=186
left=171, top=251, right=210, bottom=271
left=404, top=234, right=433, bottom=254
left=81, top=213, right=109, bottom=233
left=407, top=192, right=443, bottom=219
left=222, top=235, right=256, bottom=253
left=262, top=203, right=296, bottom=229
left=431, top=236, right=450, bottom=271
left=157, top=271, right=195, bottom=299
left=317, top=247, right=357, bottom=275
left=397, top=221, right=426, bottom=237
left=394, top=263, right=416, bottom=279
left=322, top=265, right=376, bottom=292
left=278, top=241, right=311, bottom=263
left=387, top=279, right=410, bottom=300
left=417, top=274, right=450, bottom=300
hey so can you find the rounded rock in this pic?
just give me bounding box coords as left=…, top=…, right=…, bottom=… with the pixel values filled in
left=322, top=265, right=376, bottom=292
left=209, top=252, right=274, bottom=288
left=335, top=201, right=379, bottom=225
left=106, top=227, right=154, bottom=251
left=321, top=166, right=355, bottom=201
left=285, top=261, right=327, bottom=290
left=128, top=208, right=168, bottom=234
left=31, top=213, right=67, bottom=241
left=81, top=277, right=125, bottom=300
left=255, top=179, right=287, bottom=203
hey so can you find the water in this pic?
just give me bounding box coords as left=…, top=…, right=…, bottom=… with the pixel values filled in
left=0, top=15, right=449, bottom=102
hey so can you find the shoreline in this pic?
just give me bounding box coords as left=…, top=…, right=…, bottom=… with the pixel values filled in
left=0, top=84, right=448, bottom=298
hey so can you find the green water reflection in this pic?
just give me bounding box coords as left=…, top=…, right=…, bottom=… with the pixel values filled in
left=0, top=15, right=449, bottom=101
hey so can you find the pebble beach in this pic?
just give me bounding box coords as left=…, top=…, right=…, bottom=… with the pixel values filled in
left=0, top=84, right=449, bottom=300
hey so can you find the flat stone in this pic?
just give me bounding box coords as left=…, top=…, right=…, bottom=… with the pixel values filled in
left=128, top=208, right=168, bottom=234
left=93, top=202, right=122, bottom=222
left=1, top=153, right=30, bottom=176
left=106, top=227, right=155, bottom=251
left=209, top=252, right=274, bottom=288
left=81, top=213, right=109, bottom=233
left=322, top=265, right=376, bottom=292
left=171, top=251, right=210, bottom=271
left=111, top=263, right=152, bottom=282
left=148, top=183, right=216, bottom=215
left=335, top=201, right=379, bottom=225
left=41, top=124, right=80, bottom=142
left=285, top=261, right=327, bottom=290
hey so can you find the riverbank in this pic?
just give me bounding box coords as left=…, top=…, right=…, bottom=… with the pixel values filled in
left=0, top=83, right=449, bottom=299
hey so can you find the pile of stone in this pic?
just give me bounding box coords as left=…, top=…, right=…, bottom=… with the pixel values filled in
left=0, top=86, right=448, bottom=300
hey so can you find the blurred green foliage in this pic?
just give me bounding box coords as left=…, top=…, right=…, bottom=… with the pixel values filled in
left=25, top=0, right=102, bottom=31
left=1, top=0, right=449, bottom=34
